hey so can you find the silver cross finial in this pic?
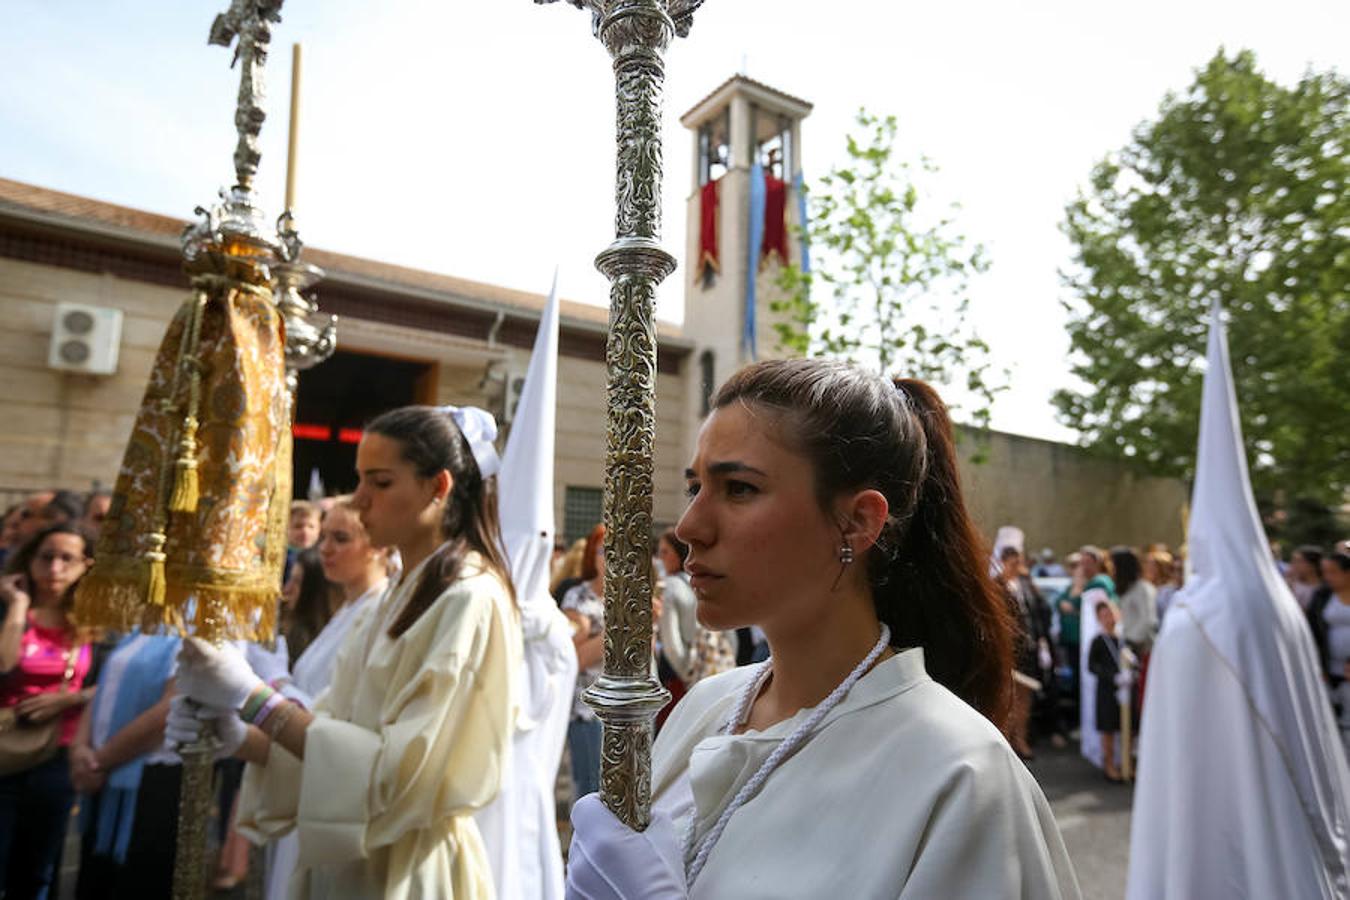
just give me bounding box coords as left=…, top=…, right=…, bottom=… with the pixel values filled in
left=209, top=0, right=284, bottom=190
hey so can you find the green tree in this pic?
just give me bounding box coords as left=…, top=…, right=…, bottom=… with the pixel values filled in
left=772, top=110, right=1003, bottom=431
left=1056, top=49, right=1350, bottom=512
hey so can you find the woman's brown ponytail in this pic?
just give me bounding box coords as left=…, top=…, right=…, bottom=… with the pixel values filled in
left=882, top=379, right=1013, bottom=726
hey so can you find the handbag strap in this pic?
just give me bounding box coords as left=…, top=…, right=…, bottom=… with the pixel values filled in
left=59, top=645, right=79, bottom=692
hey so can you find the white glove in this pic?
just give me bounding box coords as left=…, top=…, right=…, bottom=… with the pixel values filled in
left=566, top=793, right=688, bottom=900
left=244, top=638, right=291, bottom=686
left=165, top=695, right=247, bottom=760
left=1113, top=671, right=1132, bottom=688
left=177, top=638, right=264, bottom=711
left=1037, top=642, right=1053, bottom=672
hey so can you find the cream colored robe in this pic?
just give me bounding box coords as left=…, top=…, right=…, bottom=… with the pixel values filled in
left=651, top=648, right=1082, bottom=899
left=238, top=552, right=520, bottom=900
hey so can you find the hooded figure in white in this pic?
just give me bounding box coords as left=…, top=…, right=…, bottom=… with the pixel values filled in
left=474, top=273, right=578, bottom=900
left=1126, top=300, right=1350, bottom=899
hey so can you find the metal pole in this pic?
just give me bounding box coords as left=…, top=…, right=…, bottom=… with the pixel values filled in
left=539, top=0, right=705, bottom=830
left=172, top=740, right=217, bottom=899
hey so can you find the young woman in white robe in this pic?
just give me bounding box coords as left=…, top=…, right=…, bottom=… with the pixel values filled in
left=259, top=495, right=392, bottom=900
left=567, top=359, right=1081, bottom=899
left=171, top=405, right=520, bottom=900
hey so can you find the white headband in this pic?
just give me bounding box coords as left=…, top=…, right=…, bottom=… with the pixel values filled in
left=439, top=405, right=501, bottom=479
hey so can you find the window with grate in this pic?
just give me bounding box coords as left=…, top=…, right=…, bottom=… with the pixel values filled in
left=563, top=486, right=604, bottom=545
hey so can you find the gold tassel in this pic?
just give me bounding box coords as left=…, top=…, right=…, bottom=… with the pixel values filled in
left=143, top=533, right=167, bottom=607
left=169, top=417, right=200, bottom=513
left=168, top=292, right=207, bottom=515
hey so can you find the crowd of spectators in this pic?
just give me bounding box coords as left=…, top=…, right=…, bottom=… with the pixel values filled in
left=2, top=480, right=1346, bottom=895
left=0, top=488, right=396, bottom=898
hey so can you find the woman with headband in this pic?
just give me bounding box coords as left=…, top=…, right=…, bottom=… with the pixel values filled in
left=170, top=405, right=520, bottom=899
left=567, top=359, right=1079, bottom=899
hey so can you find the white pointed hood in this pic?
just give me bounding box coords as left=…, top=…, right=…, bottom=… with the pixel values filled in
left=499, top=270, right=561, bottom=613
left=477, top=271, right=576, bottom=900
left=1126, top=300, right=1350, bottom=898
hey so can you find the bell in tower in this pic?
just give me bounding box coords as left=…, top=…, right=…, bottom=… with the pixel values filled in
left=679, top=75, right=813, bottom=418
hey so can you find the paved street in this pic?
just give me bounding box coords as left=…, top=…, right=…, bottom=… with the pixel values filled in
left=1026, top=741, right=1134, bottom=900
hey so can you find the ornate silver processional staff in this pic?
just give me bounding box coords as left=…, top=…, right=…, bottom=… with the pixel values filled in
left=176, top=4, right=300, bottom=898
left=75, top=3, right=329, bottom=897
left=536, top=0, right=705, bottom=830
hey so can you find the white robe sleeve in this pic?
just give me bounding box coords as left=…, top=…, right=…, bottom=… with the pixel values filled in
left=899, top=743, right=1082, bottom=900
left=658, top=577, right=699, bottom=683
left=238, top=577, right=513, bottom=868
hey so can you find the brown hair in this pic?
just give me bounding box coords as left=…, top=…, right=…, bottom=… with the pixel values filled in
left=289, top=500, right=319, bottom=519
left=580, top=524, right=606, bottom=582
left=5, top=522, right=95, bottom=620
left=323, top=495, right=381, bottom=549
left=711, top=359, right=1014, bottom=726
left=660, top=529, right=690, bottom=567
left=283, top=547, right=338, bottom=666
left=550, top=537, right=588, bottom=597
left=1110, top=546, right=1143, bottom=597
left=365, top=406, right=516, bottom=638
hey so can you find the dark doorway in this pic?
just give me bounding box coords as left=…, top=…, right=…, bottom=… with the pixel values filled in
left=293, top=350, right=434, bottom=497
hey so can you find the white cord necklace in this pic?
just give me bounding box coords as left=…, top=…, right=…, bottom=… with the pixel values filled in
left=684, top=623, right=892, bottom=885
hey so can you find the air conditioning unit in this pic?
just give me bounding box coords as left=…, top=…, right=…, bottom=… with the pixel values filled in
left=48, top=303, right=123, bottom=375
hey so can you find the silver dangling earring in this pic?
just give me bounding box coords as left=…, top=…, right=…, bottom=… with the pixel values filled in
left=839, top=542, right=854, bottom=565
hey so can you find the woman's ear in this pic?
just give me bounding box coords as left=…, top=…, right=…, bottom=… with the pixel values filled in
left=838, top=489, right=889, bottom=553
left=434, top=470, right=453, bottom=504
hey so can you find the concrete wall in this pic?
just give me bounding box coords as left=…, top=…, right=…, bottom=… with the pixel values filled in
left=957, top=426, right=1188, bottom=556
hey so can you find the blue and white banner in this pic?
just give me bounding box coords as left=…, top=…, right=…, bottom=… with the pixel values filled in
left=744, top=161, right=766, bottom=360
left=794, top=170, right=810, bottom=276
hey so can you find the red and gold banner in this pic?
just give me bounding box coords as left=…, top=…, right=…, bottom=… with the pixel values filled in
left=697, top=178, right=720, bottom=280
left=75, top=271, right=290, bottom=643
left=762, top=174, right=789, bottom=267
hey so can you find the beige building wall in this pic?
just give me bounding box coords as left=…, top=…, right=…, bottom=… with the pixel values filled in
left=556, top=354, right=692, bottom=533
left=0, top=254, right=693, bottom=537
left=0, top=257, right=178, bottom=492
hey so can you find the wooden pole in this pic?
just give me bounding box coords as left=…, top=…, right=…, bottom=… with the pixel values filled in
left=284, top=42, right=301, bottom=214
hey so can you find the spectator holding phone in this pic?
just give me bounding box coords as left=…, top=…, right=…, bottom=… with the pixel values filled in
left=0, top=523, right=98, bottom=899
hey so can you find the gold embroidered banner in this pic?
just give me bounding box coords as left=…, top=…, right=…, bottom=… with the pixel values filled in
left=76, top=275, right=290, bottom=643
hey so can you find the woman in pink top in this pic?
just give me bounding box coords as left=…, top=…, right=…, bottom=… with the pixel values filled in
left=0, top=522, right=96, bottom=900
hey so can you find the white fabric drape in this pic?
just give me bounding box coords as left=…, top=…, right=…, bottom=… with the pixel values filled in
left=652, top=649, right=1081, bottom=898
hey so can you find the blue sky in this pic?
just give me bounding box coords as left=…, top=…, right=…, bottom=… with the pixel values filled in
left=3, top=0, right=1346, bottom=440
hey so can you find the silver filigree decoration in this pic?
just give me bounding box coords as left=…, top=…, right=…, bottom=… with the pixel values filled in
left=276, top=209, right=302, bottom=263
left=181, top=203, right=224, bottom=263
left=535, top=0, right=703, bottom=37
left=539, top=0, right=699, bottom=831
